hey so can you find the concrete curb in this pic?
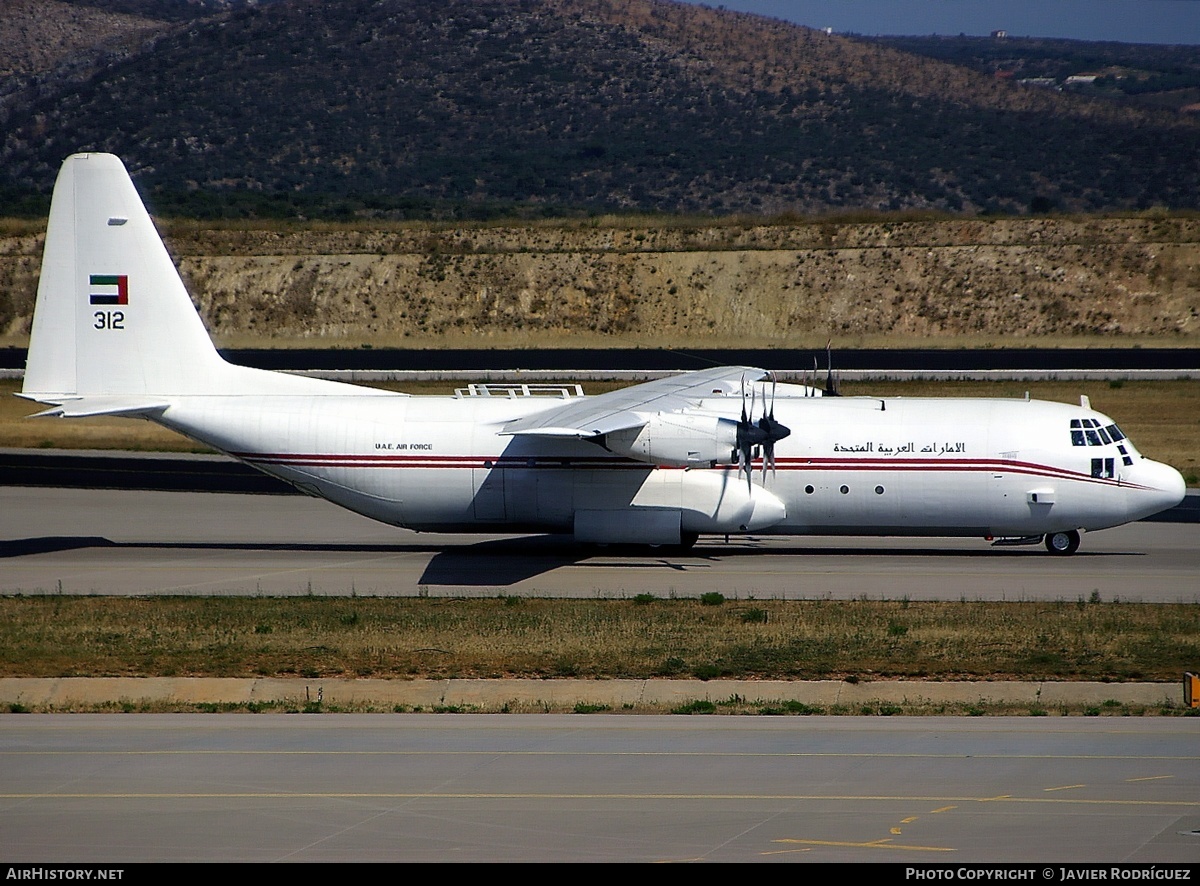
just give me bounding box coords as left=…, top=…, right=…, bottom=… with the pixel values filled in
left=0, top=677, right=1187, bottom=710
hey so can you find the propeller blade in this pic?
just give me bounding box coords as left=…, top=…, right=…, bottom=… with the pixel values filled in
left=735, top=370, right=790, bottom=486
left=765, top=373, right=776, bottom=473
left=825, top=340, right=840, bottom=396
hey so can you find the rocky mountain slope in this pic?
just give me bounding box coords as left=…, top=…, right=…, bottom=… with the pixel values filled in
left=2, top=216, right=1197, bottom=348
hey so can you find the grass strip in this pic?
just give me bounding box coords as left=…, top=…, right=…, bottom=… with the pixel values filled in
left=1, top=595, right=1195, bottom=683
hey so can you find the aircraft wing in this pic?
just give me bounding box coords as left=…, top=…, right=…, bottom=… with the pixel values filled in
left=500, top=365, right=766, bottom=438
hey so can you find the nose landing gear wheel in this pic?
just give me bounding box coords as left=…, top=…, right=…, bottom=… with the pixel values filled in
left=1044, top=530, right=1080, bottom=555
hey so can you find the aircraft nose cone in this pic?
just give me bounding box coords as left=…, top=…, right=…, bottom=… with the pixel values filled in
left=1129, top=459, right=1186, bottom=521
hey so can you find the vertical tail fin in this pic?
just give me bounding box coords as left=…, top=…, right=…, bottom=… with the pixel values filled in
left=22, top=153, right=228, bottom=401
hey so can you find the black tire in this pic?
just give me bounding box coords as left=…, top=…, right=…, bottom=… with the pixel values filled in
left=1044, top=530, right=1080, bottom=555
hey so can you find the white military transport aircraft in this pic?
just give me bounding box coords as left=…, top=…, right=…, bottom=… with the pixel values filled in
left=19, top=154, right=1186, bottom=554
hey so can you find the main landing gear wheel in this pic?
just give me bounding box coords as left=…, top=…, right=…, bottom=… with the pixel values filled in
left=1044, top=530, right=1080, bottom=556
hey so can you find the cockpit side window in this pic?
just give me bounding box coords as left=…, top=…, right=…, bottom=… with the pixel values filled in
left=1118, top=444, right=1133, bottom=467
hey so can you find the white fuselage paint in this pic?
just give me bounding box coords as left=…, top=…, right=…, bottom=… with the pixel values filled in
left=154, top=385, right=1184, bottom=539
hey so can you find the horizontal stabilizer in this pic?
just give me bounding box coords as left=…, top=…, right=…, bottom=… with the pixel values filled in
left=22, top=395, right=170, bottom=419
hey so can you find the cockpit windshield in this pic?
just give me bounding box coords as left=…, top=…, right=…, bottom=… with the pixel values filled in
left=1070, top=418, right=1137, bottom=471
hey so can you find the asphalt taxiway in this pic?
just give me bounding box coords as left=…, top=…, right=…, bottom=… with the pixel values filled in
left=2, top=486, right=1197, bottom=600
left=1, top=714, right=1197, bottom=863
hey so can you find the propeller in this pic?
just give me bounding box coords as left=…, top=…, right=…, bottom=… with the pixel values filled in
left=735, top=372, right=791, bottom=491
left=758, top=373, right=789, bottom=478
left=824, top=339, right=840, bottom=397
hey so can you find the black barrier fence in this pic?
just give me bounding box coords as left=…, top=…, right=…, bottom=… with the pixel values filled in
left=3, top=348, right=1200, bottom=373
left=0, top=451, right=296, bottom=495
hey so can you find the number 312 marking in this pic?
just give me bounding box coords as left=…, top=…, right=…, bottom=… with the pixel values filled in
left=94, top=311, right=124, bottom=330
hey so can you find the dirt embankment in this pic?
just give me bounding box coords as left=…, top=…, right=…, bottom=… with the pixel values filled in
left=2, top=216, right=1198, bottom=349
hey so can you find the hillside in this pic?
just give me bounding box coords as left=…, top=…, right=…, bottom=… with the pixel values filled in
left=0, top=0, right=166, bottom=80
left=869, top=35, right=1200, bottom=114
left=1, top=0, right=1198, bottom=218
left=2, top=215, right=1197, bottom=349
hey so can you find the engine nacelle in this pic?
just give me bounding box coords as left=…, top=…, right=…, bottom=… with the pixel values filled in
left=604, top=413, right=738, bottom=466
left=631, top=469, right=788, bottom=533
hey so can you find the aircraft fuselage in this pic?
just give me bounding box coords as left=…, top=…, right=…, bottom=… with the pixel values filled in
left=155, top=387, right=1183, bottom=540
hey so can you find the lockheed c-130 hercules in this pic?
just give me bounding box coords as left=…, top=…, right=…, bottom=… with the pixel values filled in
left=18, top=154, right=1186, bottom=555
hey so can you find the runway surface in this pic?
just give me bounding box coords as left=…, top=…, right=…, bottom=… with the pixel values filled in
left=2, top=487, right=1197, bottom=600
left=1, top=714, right=1197, bottom=863
left=4, top=490, right=1198, bottom=864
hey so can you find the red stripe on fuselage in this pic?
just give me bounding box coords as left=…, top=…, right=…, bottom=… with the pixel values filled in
left=228, top=452, right=1150, bottom=490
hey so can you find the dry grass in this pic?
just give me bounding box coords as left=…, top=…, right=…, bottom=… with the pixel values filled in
left=4, top=378, right=1196, bottom=482
left=0, top=595, right=1194, bottom=683
left=0, top=218, right=44, bottom=236
left=13, top=697, right=1188, bottom=716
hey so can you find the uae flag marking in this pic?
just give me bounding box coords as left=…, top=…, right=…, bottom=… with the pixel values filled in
left=89, top=274, right=128, bottom=305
